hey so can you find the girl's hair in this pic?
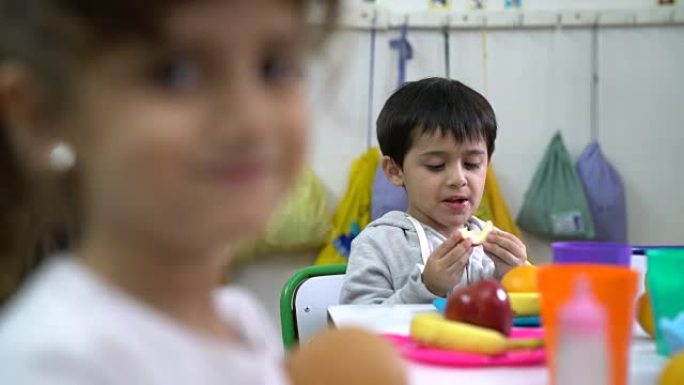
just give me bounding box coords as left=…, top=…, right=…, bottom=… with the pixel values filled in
left=0, top=0, right=338, bottom=303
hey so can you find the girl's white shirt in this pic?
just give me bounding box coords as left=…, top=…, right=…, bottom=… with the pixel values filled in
left=0, top=256, right=289, bottom=385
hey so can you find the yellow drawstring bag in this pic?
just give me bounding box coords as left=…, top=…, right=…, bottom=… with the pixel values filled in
left=477, top=166, right=523, bottom=239
left=476, top=165, right=531, bottom=261
left=315, top=148, right=380, bottom=265
left=234, top=168, right=330, bottom=260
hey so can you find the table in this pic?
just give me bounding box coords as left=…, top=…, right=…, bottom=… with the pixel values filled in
left=328, top=305, right=668, bottom=385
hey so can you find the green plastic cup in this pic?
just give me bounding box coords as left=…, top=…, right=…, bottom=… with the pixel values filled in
left=646, top=248, right=684, bottom=356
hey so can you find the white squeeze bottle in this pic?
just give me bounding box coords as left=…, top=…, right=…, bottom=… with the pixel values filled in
left=555, top=277, right=611, bottom=385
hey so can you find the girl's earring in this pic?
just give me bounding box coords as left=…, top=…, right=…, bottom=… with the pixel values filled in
left=49, top=141, right=76, bottom=172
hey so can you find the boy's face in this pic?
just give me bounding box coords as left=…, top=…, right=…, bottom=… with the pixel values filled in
left=384, top=131, right=489, bottom=237
left=59, top=1, right=309, bottom=254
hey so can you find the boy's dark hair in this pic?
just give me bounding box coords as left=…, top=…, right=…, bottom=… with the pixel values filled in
left=376, top=77, right=497, bottom=167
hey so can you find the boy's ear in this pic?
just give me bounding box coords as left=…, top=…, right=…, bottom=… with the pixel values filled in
left=381, top=156, right=404, bottom=187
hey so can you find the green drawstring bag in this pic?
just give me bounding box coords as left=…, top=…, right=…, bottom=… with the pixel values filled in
left=517, top=132, right=595, bottom=239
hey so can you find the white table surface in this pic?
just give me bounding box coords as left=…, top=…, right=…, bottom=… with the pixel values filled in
left=328, top=304, right=668, bottom=385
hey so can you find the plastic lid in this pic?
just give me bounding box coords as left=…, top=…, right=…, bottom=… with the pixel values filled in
left=558, top=276, right=607, bottom=333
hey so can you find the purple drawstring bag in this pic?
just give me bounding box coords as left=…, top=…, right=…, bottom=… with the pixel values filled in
left=576, top=141, right=627, bottom=243
left=371, top=164, right=408, bottom=220
left=370, top=24, right=413, bottom=221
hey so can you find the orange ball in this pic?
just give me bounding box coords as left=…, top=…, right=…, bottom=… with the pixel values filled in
left=501, top=265, right=539, bottom=293
left=636, top=291, right=655, bottom=338
left=287, top=328, right=408, bottom=385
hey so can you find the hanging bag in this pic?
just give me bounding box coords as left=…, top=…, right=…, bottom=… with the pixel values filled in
left=370, top=21, right=414, bottom=221
left=234, top=168, right=330, bottom=260
left=371, top=164, right=408, bottom=220
left=315, top=148, right=380, bottom=265
left=576, top=141, right=627, bottom=242
left=517, top=132, right=595, bottom=239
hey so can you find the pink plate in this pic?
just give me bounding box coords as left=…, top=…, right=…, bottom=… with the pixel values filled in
left=383, top=328, right=546, bottom=368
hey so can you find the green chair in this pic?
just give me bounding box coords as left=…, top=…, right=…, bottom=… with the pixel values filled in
left=279, top=264, right=347, bottom=350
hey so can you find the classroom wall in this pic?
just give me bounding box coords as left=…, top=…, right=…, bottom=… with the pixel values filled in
left=305, top=8, right=684, bottom=262
left=377, top=0, right=676, bottom=12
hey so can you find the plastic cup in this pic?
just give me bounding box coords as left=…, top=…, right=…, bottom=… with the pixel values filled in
left=646, top=247, right=684, bottom=356
left=539, top=265, right=638, bottom=385
left=552, top=242, right=632, bottom=266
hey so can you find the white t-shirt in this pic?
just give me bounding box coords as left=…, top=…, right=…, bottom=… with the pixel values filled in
left=0, top=256, right=290, bottom=385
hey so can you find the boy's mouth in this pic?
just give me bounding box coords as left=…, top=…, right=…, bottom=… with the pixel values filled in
left=442, top=196, right=469, bottom=210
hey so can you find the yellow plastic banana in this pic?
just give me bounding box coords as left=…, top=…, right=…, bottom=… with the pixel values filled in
left=509, top=292, right=541, bottom=316
left=410, top=313, right=543, bottom=355
left=459, top=221, right=494, bottom=245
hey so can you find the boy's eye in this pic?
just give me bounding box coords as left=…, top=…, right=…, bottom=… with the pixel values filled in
left=425, top=164, right=445, bottom=171
left=464, top=162, right=481, bottom=170
left=261, top=54, right=302, bottom=85
left=150, top=57, right=203, bottom=91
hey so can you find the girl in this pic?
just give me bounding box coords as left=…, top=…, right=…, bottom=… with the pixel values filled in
left=0, top=0, right=336, bottom=383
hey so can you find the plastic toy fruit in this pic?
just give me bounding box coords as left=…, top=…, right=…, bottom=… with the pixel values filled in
left=659, top=350, right=684, bottom=385
left=459, top=221, right=494, bottom=245
left=637, top=291, right=655, bottom=338
left=509, top=292, right=541, bottom=316
left=501, top=264, right=539, bottom=293
left=445, top=279, right=514, bottom=336
left=287, top=327, right=408, bottom=385
left=411, top=313, right=543, bottom=355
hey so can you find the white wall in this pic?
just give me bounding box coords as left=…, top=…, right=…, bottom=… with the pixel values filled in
left=376, top=0, right=677, bottom=12
left=306, top=9, right=684, bottom=262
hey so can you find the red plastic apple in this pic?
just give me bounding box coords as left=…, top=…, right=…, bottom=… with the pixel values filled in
left=445, top=279, right=514, bottom=336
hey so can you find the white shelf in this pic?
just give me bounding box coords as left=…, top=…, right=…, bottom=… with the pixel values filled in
left=325, top=5, right=684, bottom=30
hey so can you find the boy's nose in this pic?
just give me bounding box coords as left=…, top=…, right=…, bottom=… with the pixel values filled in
left=446, top=166, right=467, bottom=188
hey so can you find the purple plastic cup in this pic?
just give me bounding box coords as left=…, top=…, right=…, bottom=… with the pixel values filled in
left=551, top=242, right=632, bottom=266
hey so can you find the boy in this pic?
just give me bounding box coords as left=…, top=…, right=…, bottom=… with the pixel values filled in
left=340, top=78, right=527, bottom=305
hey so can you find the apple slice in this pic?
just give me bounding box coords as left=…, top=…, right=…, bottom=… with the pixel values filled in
left=459, top=220, right=494, bottom=245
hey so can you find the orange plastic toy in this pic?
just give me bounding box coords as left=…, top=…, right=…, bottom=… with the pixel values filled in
left=539, top=265, right=638, bottom=385
left=502, top=265, right=539, bottom=293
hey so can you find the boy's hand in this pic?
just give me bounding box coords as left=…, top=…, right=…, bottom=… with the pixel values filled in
left=483, top=230, right=528, bottom=279
left=421, top=232, right=473, bottom=297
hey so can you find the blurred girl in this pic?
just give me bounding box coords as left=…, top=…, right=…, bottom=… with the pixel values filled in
left=0, top=1, right=336, bottom=383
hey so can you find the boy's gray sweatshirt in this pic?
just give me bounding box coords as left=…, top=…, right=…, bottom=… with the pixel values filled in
left=339, top=211, right=496, bottom=305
